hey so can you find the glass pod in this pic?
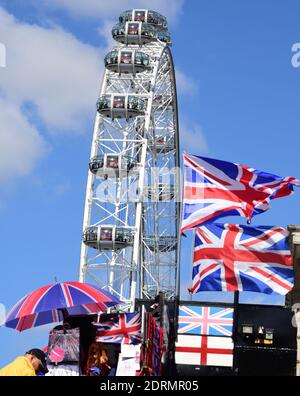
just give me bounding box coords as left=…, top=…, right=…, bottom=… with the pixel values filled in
left=96, top=94, right=146, bottom=119
left=89, top=154, right=138, bottom=178
left=112, top=22, right=157, bottom=45
left=104, top=49, right=150, bottom=74
left=83, top=225, right=134, bottom=250
left=119, top=9, right=168, bottom=31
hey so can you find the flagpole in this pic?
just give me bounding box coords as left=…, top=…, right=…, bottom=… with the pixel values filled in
left=232, top=290, right=239, bottom=375
left=189, top=229, right=196, bottom=301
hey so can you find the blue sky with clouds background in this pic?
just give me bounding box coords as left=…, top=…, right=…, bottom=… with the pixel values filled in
left=1, top=0, right=300, bottom=366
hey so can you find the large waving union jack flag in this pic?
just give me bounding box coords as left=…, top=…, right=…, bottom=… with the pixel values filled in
left=178, top=305, right=233, bottom=336
left=94, top=312, right=142, bottom=345
left=181, top=153, right=300, bottom=232
left=191, top=223, right=294, bottom=295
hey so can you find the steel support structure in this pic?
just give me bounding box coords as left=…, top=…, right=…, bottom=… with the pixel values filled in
left=79, top=21, right=181, bottom=310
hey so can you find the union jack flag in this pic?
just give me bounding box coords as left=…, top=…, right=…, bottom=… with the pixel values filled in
left=94, top=312, right=142, bottom=345
left=178, top=305, right=233, bottom=336
left=181, top=153, right=300, bottom=232
left=191, top=223, right=294, bottom=295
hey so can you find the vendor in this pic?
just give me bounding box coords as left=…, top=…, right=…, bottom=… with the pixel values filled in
left=0, top=348, right=48, bottom=377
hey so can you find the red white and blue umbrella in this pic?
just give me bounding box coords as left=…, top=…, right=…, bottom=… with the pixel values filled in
left=4, top=282, right=121, bottom=332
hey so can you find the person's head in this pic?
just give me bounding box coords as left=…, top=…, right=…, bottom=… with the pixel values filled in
left=25, top=349, right=48, bottom=374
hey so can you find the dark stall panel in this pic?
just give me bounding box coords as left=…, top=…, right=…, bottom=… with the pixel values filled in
left=235, top=348, right=296, bottom=376
left=235, top=304, right=297, bottom=376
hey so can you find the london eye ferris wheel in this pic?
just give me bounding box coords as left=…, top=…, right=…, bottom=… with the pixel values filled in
left=79, top=9, right=181, bottom=311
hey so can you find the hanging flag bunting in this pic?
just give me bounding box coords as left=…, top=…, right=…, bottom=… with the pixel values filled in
left=191, top=223, right=294, bottom=295
left=181, top=153, right=300, bottom=232
left=175, top=334, right=233, bottom=367
left=141, top=313, right=163, bottom=376
left=178, top=305, right=233, bottom=336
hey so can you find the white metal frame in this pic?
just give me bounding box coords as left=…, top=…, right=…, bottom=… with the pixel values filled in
left=79, top=29, right=181, bottom=309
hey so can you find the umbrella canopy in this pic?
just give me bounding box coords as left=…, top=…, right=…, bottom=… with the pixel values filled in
left=4, top=282, right=121, bottom=332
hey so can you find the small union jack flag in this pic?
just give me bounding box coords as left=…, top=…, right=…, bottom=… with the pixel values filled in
left=178, top=305, right=233, bottom=336
left=181, top=153, right=300, bottom=232
left=191, top=223, right=294, bottom=295
left=94, top=312, right=142, bottom=345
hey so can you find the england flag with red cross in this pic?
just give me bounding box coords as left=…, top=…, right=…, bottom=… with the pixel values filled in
left=190, top=223, right=294, bottom=295
left=175, top=334, right=233, bottom=367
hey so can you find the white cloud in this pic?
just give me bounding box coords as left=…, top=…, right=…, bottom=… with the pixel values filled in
left=53, top=181, right=72, bottom=197
left=0, top=6, right=106, bottom=183
left=0, top=7, right=104, bottom=132
left=0, top=5, right=189, bottom=185
left=43, top=0, right=184, bottom=25
left=0, top=97, right=47, bottom=183
left=176, top=68, right=199, bottom=96
left=180, top=121, right=208, bottom=155
left=97, top=19, right=118, bottom=51
left=0, top=303, right=6, bottom=326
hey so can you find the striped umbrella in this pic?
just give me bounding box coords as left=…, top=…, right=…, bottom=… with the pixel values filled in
left=4, top=282, right=121, bottom=332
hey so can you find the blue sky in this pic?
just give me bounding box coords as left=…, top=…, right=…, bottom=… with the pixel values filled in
left=1, top=0, right=300, bottom=366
